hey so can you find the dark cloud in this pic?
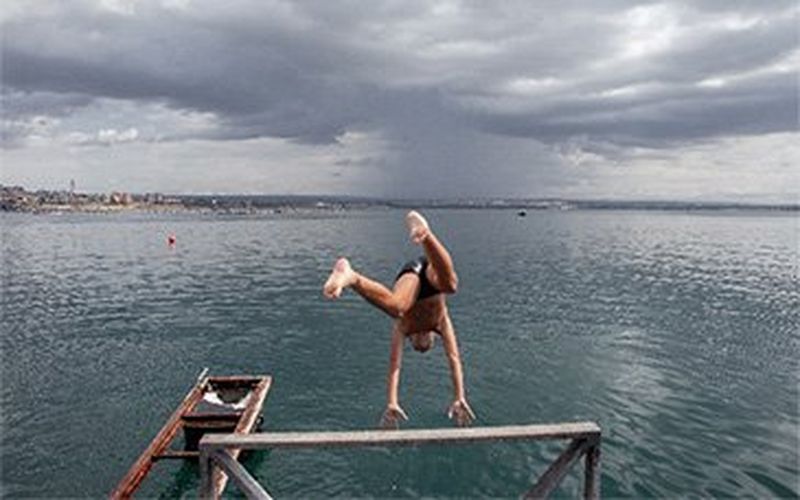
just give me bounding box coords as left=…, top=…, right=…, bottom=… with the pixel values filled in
left=469, top=70, right=797, bottom=149
left=1, top=0, right=797, bottom=196
left=2, top=90, right=93, bottom=117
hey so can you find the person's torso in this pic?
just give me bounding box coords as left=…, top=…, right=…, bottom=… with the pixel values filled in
left=398, top=295, right=448, bottom=335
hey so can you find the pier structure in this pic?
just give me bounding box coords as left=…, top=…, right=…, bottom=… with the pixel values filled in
left=110, top=372, right=272, bottom=499
left=199, top=421, right=602, bottom=499
left=111, top=371, right=601, bottom=498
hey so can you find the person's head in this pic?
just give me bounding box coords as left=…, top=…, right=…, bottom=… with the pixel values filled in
left=410, top=331, right=435, bottom=353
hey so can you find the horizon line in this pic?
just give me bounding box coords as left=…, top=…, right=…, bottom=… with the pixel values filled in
left=2, top=184, right=797, bottom=208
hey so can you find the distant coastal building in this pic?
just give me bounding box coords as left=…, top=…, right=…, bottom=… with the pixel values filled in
left=109, top=192, right=133, bottom=205
left=1, top=184, right=183, bottom=212
left=0, top=185, right=29, bottom=210
left=143, top=192, right=165, bottom=204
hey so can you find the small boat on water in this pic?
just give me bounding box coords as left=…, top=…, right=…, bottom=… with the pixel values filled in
left=517, top=210, right=527, bottom=217
left=110, top=370, right=272, bottom=499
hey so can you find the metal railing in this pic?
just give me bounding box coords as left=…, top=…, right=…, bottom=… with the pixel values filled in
left=199, top=422, right=601, bottom=499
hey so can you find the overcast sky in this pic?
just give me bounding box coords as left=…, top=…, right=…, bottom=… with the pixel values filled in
left=2, top=0, right=798, bottom=201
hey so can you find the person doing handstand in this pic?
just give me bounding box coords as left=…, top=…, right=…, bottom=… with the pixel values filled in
left=323, top=211, right=475, bottom=429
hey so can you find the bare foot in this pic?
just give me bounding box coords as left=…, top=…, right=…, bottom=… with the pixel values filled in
left=405, top=210, right=430, bottom=245
left=323, top=257, right=356, bottom=299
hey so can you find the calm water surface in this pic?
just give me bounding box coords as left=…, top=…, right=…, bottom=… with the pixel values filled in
left=1, top=209, right=798, bottom=498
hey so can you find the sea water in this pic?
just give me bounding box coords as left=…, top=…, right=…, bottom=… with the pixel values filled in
left=1, top=209, right=797, bottom=498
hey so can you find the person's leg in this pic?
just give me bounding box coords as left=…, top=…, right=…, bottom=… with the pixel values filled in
left=323, top=257, right=420, bottom=318
left=406, top=211, right=458, bottom=293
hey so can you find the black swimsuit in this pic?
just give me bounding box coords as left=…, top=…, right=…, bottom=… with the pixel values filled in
left=395, top=256, right=440, bottom=301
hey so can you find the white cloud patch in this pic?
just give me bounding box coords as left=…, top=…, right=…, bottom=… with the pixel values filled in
left=161, top=0, right=192, bottom=10
left=618, top=3, right=681, bottom=60
left=67, top=127, right=139, bottom=146
left=98, top=0, right=137, bottom=16
left=0, top=130, right=391, bottom=195
left=555, top=132, right=800, bottom=202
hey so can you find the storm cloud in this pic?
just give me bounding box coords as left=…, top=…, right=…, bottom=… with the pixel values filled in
left=1, top=0, right=797, bottom=199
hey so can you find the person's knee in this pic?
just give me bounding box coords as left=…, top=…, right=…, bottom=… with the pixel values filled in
left=440, top=276, right=458, bottom=294
left=388, top=294, right=415, bottom=318
left=426, top=266, right=457, bottom=295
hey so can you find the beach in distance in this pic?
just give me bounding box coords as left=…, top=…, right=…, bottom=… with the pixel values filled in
left=1, top=208, right=798, bottom=498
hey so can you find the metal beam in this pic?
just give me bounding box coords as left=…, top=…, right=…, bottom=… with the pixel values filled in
left=199, top=422, right=602, bottom=498
left=523, top=438, right=591, bottom=499
left=583, top=443, right=601, bottom=500
left=212, top=450, right=272, bottom=500
left=200, top=422, right=600, bottom=451
left=199, top=449, right=213, bottom=500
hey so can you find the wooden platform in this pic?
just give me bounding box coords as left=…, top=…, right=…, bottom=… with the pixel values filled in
left=110, top=371, right=272, bottom=499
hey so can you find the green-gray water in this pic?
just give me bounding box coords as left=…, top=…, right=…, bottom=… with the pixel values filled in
left=2, top=209, right=798, bottom=498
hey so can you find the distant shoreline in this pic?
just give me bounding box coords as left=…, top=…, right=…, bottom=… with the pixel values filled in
left=2, top=185, right=797, bottom=214
left=2, top=200, right=797, bottom=216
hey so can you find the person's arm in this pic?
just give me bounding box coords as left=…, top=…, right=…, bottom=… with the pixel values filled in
left=381, top=325, right=408, bottom=428
left=387, top=326, right=404, bottom=405
left=440, top=316, right=475, bottom=426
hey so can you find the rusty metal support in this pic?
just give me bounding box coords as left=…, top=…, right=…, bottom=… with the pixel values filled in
left=199, top=422, right=601, bottom=498
left=110, top=376, right=208, bottom=499
left=212, top=450, right=272, bottom=500
left=111, top=374, right=271, bottom=499
left=199, top=448, right=213, bottom=500
left=583, top=440, right=601, bottom=500
left=523, top=438, right=590, bottom=499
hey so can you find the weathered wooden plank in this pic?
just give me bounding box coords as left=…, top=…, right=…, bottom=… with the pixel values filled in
left=206, top=375, right=264, bottom=384
left=212, top=450, right=272, bottom=500
left=233, top=377, right=272, bottom=435
left=153, top=450, right=200, bottom=460
left=183, top=420, right=238, bottom=430
left=583, top=443, right=601, bottom=500
left=201, top=422, right=600, bottom=451
left=523, top=438, right=590, bottom=499
left=110, top=376, right=208, bottom=499
left=212, top=376, right=272, bottom=498
left=183, top=412, right=243, bottom=421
